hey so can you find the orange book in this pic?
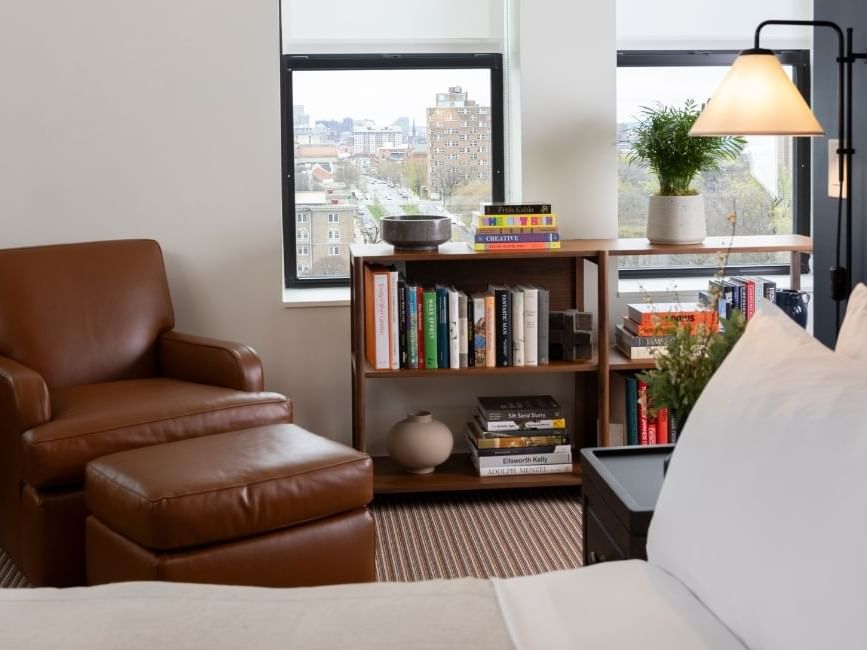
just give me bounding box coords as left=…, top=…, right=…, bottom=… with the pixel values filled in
left=363, top=265, right=390, bottom=369
left=627, top=302, right=717, bottom=329
left=656, top=407, right=669, bottom=444
left=484, top=293, right=496, bottom=367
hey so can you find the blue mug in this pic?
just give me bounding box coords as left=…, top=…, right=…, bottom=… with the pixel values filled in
left=774, top=289, right=810, bottom=328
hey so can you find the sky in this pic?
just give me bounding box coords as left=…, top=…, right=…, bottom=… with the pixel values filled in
left=292, top=68, right=491, bottom=127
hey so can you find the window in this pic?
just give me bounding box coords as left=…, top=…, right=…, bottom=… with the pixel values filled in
left=297, top=245, right=309, bottom=256
left=296, top=229, right=309, bottom=241
left=282, top=53, right=505, bottom=287
left=617, top=50, right=811, bottom=278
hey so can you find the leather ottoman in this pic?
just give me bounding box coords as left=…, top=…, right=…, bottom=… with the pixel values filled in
left=84, top=424, right=374, bottom=587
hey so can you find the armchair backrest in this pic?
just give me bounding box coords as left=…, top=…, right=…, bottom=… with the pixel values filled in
left=0, top=239, right=175, bottom=389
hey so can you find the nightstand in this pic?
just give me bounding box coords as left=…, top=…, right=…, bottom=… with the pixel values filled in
left=580, top=445, right=674, bottom=565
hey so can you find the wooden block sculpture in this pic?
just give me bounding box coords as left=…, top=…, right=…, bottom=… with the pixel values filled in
left=549, top=309, right=593, bottom=361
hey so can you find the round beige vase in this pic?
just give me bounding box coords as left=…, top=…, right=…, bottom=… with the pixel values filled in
left=646, top=194, right=706, bottom=245
left=387, top=411, right=453, bottom=474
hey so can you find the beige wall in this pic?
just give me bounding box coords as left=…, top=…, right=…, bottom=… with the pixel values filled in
left=0, top=0, right=616, bottom=449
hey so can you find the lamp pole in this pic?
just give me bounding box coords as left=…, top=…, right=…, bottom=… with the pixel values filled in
left=756, top=20, right=866, bottom=318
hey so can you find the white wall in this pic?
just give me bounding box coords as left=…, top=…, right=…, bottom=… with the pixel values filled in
left=0, top=0, right=616, bottom=449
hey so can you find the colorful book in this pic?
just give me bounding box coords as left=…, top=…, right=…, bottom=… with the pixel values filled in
left=363, top=265, right=390, bottom=370
left=637, top=380, right=649, bottom=445
left=490, top=286, right=512, bottom=367
left=511, top=287, right=525, bottom=367
left=397, top=277, right=407, bottom=368
left=482, top=202, right=553, bottom=215
left=458, top=291, right=469, bottom=369
left=387, top=270, right=399, bottom=370
left=473, top=232, right=561, bottom=244
left=435, top=286, right=450, bottom=369
left=656, top=407, right=670, bottom=444
left=474, top=226, right=559, bottom=234
left=416, top=286, right=425, bottom=369
left=625, top=375, right=638, bottom=446
left=472, top=241, right=561, bottom=251
left=422, top=289, right=438, bottom=369
left=484, top=293, right=496, bottom=367
left=406, top=284, right=419, bottom=369
left=478, top=395, right=562, bottom=421
left=468, top=439, right=572, bottom=457
left=537, top=287, right=549, bottom=365
left=466, top=295, right=475, bottom=368
left=472, top=294, right=487, bottom=368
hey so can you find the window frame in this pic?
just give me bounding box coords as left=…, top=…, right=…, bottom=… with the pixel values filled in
left=616, top=49, right=812, bottom=280
left=281, top=53, right=506, bottom=288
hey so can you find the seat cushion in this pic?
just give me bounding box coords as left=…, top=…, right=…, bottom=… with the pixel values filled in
left=85, top=424, right=373, bottom=550
left=22, top=378, right=291, bottom=488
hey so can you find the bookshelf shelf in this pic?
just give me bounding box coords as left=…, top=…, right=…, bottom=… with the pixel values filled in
left=372, top=454, right=582, bottom=494
left=350, top=234, right=812, bottom=494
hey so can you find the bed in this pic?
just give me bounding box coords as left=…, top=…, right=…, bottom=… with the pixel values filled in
left=2, top=297, right=867, bottom=650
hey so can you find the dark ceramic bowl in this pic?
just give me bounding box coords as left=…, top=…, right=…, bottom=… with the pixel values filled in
left=381, top=215, right=451, bottom=252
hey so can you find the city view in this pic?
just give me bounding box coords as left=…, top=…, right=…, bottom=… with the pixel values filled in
left=291, top=69, right=493, bottom=280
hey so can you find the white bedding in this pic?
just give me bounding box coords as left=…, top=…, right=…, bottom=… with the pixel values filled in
left=0, top=560, right=744, bottom=650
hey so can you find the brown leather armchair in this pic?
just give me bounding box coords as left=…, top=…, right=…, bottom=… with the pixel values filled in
left=0, top=240, right=292, bottom=586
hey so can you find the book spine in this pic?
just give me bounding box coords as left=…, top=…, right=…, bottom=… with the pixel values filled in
left=372, top=273, right=390, bottom=369
left=466, top=296, right=475, bottom=368
left=656, top=407, right=669, bottom=444
left=480, top=418, right=567, bottom=431
left=523, top=287, right=539, bottom=366
left=615, top=325, right=673, bottom=350
left=474, top=226, right=559, bottom=234
left=748, top=279, right=756, bottom=320
left=638, top=380, right=649, bottom=445
left=416, top=286, right=425, bottom=369
left=626, top=320, right=714, bottom=337
left=484, top=294, right=496, bottom=367
left=472, top=241, right=561, bottom=251
left=406, top=285, right=418, bottom=369
left=397, top=278, right=407, bottom=368
left=469, top=440, right=572, bottom=457
left=473, top=232, right=561, bottom=243
left=388, top=270, right=399, bottom=370
left=625, top=375, right=638, bottom=446
left=448, top=288, right=459, bottom=369
left=423, top=290, right=438, bottom=369
left=471, top=434, right=570, bottom=449
left=458, top=291, right=468, bottom=368
left=474, top=451, right=573, bottom=467
left=482, top=204, right=553, bottom=215
left=436, top=287, right=450, bottom=369
left=494, top=288, right=512, bottom=367
left=626, top=308, right=717, bottom=330
left=511, top=288, right=524, bottom=367
left=647, top=416, right=657, bottom=447
left=472, top=296, right=486, bottom=368
left=761, top=278, right=777, bottom=304
left=472, top=461, right=573, bottom=477
left=537, top=288, right=549, bottom=365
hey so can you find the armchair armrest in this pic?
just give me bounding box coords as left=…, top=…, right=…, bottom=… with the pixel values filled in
left=158, top=331, right=265, bottom=392
left=0, top=356, right=51, bottom=433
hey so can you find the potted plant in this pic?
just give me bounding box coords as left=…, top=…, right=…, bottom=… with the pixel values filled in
left=627, top=100, right=745, bottom=244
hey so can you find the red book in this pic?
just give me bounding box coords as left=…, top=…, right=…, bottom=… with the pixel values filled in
left=637, top=381, right=649, bottom=445
left=656, top=407, right=669, bottom=444
left=647, top=416, right=657, bottom=447
left=416, top=286, right=425, bottom=369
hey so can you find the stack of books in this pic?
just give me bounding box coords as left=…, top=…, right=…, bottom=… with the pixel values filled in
left=471, top=202, right=560, bottom=252
left=615, top=302, right=717, bottom=360
left=363, top=266, right=551, bottom=369
left=703, top=277, right=777, bottom=321
left=466, top=395, right=572, bottom=477
left=623, top=374, right=675, bottom=445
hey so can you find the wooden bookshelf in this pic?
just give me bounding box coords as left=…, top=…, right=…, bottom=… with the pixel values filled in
left=350, top=234, right=812, bottom=494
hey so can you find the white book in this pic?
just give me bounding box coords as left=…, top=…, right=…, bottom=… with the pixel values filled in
left=372, top=273, right=390, bottom=369
left=458, top=291, right=469, bottom=368
left=448, top=287, right=460, bottom=369
left=388, top=270, right=399, bottom=370
left=470, top=455, right=572, bottom=477
left=475, top=451, right=573, bottom=468
left=511, top=288, right=525, bottom=367
left=522, top=286, right=539, bottom=366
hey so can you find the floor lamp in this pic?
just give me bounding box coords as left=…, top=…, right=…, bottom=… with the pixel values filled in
left=689, top=19, right=866, bottom=331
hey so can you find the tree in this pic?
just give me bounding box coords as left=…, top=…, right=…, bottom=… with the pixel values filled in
left=334, top=162, right=359, bottom=186
left=312, top=255, right=349, bottom=277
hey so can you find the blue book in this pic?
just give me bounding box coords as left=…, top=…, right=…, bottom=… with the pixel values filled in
left=435, top=286, right=450, bottom=369
left=406, top=284, right=419, bottom=369
left=625, top=375, right=638, bottom=446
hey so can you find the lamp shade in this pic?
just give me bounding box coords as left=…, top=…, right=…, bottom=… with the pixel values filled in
left=689, top=48, right=824, bottom=136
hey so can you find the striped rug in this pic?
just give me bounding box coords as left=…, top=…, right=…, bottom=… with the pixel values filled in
left=0, top=488, right=582, bottom=587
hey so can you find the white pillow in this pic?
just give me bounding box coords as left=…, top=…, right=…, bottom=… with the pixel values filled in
left=836, top=282, right=867, bottom=360
left=646, top=305, right=867, bottom=650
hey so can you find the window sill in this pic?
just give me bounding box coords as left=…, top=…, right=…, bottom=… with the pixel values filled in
left=282, top=286, right=350, bottom=308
